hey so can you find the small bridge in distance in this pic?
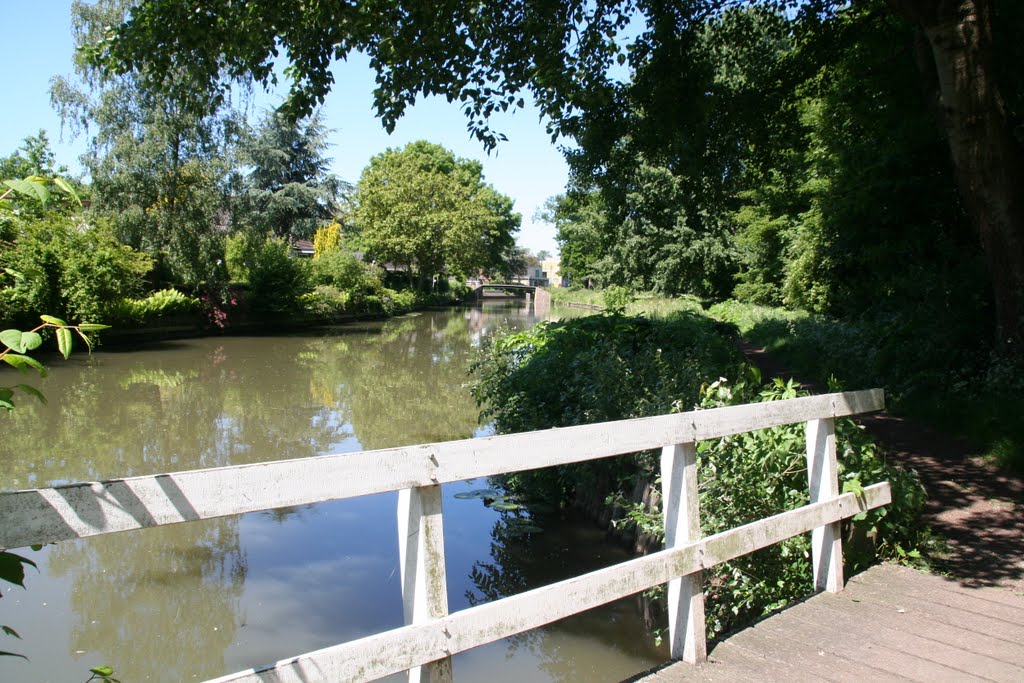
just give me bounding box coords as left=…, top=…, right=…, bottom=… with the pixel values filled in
left=470, top=283, right=537, bottom=300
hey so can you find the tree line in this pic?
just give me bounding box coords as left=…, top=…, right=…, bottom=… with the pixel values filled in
left=2, top=2, right=527, bottom=330
left=88, top=0, right=1023, bottom=359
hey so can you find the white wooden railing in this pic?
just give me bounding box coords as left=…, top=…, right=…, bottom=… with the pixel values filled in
left=0, top=389, right=890, bottom=682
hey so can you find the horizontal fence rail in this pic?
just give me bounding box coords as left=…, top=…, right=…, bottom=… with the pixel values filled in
left=0, top=389, right=888, bottom=682
left=208, top=485, right=891, bottom=683
left=0, top=389, right=882, bottom=549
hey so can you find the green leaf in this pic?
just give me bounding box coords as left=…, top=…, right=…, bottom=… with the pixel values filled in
left=0, top=330, right=25, bottom=352
left=2, top=179, right=49, bottom=205
left=2, top=354, right=46, bottom=376
left=76, top=323, right=111, bottom=332
left=52, top=177, right=82, bottom=205
left=0, top=650, right=28, bottom=660
left=90, top=666, right=115, bottom=676
left=14, top=384, right=46, bottom=405
left=56, top=328, right=73, bottom=359
left=0, top=329, right=43, bottom=352
left=20, top=332, right=42, bottom=352
left=1, top=626, right=20, bottom=639
left=40, top=315, right=67, bottom=326
left=0, top=551, right=36, bottom=588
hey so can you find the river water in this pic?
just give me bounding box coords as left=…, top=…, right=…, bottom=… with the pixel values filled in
left=0, top=302, right=664, bottom=682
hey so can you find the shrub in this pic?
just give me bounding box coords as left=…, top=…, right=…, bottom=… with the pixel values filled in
left=308, top=248, right=383, bottom=294
left=224, top=230, right=265, bottom=284
left=690, top=375, right=929, bottom=635
left=301, top=285, right=349, bottom=318
left=247, top=237, right=309, bottom=317
left=470, top=311, right=744, bottom=503
left=115, top=288, right=200, bottom=324
left=0, top=215, right=151, bottom=327
left=602, top=285, right=633, bottom=313
left=312, top=222, right=342, bottom=257
left=471, top=310, right=930, bottom=637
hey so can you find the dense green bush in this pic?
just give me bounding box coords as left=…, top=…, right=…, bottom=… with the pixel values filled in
left=689, top=375, right=928, bottom=634
left=115, top=288, right=200, bottom=324
left=471, top=310, right=929, bottom=636
left=300, top=284, right=349, bottom=318
left=309, top=249, right=380, bottom=291
left=247, top=237, right=309, bottom=317
left=470, top=311, right=743, bottom=502
left=362, top=288, right=416, bottom=316
left=224, top=230, right=265, bottom=284
left=0, top=215, right=151, bottom=326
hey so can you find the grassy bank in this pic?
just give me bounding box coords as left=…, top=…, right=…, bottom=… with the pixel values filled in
left=472, top=297, right=930, bottom=636
left=549, top=286, right=705, bottom=318
left=709, top=300, right=1024, bottom=473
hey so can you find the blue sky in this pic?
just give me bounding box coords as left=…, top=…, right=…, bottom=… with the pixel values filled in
left=0, top=1, right=568, bottom=255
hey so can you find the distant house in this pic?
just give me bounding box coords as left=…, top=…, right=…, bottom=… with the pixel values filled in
left=540, top=259, right=564, bottom=287
left=290, top=239, right=315, bottom=258
left=511, top=265, right=549, bottom=287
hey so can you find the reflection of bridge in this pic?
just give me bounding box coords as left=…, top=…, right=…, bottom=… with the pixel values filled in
left=5, top=389, right=977, bottom=683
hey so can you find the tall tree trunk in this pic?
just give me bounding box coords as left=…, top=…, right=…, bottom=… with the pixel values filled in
left=888, top=0, right=1024, bottom=351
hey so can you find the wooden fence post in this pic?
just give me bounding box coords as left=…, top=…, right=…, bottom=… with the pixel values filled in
left=661, top=442, right=707, bottom=663
left=806, top=417, right=843, bottom=592
left=398, top=485, right=453, bottom=683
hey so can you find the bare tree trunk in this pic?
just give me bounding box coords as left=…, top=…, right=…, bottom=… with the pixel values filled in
left=888, top=0, right=1024, bottom=351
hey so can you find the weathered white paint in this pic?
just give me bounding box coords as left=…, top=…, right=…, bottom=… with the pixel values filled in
left=661, top=443, right=706, bottom=664
left=0, top=389, right=884, bottom=550
left=398, top=486, right=453, bottom=683
left=206, top=484, right=891, bottom=683
left=806, top=418, right=843, bottom=592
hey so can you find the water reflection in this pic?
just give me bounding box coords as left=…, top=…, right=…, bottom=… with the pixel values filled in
left=49, top=519, right=246, bottom=682
left=0, top=303, right=662, bottom=681
left=459, top=504, right=665, bottom=682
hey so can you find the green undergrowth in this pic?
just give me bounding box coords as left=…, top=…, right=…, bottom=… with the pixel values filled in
left=709, top=299, right=1024, bottom=473
left=549, top=286, right=705, bottom=318
left=471, top=308, right=931, bottom=637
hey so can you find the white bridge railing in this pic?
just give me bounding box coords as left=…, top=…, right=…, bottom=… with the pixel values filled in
left=0, top=389, right=889, bottom=682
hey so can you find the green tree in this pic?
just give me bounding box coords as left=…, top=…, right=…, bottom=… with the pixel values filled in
left=353, top=141, right=520, bottom=288
left=90, top=0, right=1024, bottom=349
left=239, top=109, right=346, bottom=240
left=0, top=131, right=63, bottom=180
left=540, top=192, right=606, bottom=288
left=52, top=0, right=242, bottom=287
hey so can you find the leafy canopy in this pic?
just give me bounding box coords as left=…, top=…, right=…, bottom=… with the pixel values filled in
left=353, top=141, right=520, bottom=284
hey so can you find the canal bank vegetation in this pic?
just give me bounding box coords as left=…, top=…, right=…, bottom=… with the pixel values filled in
left=1, top=0, right=525, bottom=343
left=0, top=169, right=479, bottom=344
left=470, top=306, right=933, bottom=637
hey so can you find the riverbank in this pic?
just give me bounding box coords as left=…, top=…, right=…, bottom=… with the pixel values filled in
left=93, top=290, right=467, bottom=347
left=548, top=288, right=1024, bottom=593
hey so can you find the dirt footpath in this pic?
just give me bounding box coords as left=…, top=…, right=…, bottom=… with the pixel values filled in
left=738, top=340, right=1024, bottom=593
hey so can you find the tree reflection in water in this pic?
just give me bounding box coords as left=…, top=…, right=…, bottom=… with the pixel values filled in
left=47, top=518, right=246, bottom=682
left=463, top=501, right=666, bottom=682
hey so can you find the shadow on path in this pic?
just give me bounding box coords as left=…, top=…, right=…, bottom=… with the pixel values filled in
left=736, top=339, right=1024, bottom=593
